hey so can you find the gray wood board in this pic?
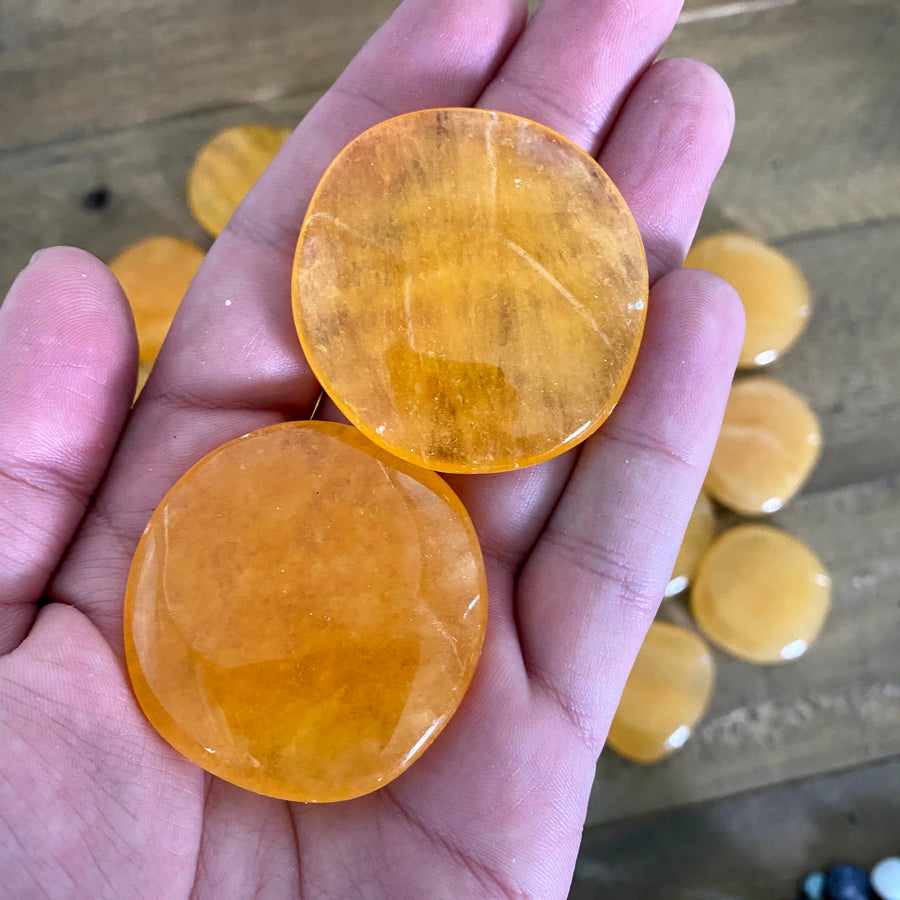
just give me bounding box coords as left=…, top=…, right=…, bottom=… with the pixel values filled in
left=668, top=0, right=900, bottom=241
left=586, top=473, right=900, bottom=826
left=573, top=756, right=900, bottom=899
left=0, top=0, right=399, bottom=152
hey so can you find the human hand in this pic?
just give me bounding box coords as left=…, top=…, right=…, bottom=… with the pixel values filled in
left=0, top=0, right=743, bottom=896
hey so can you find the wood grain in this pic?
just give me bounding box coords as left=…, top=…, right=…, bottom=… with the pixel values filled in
left=0, top=0, right=399, bottom=152
left=573, top=757, right=900, bottom=899
left=669, top=0, right=900, bottom=240
left=586, top=472, right=900, bottom=826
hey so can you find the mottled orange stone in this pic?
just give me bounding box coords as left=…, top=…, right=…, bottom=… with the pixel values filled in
left=685, top=231, right=811, bottom=368
left=293, top=108, right=648, bottom=473
left=666, top=490, right=716, bottom=598
left=187, top=124, right=292, bottom=237
left=124, top=421, right=487, bottom=802
left=607, top=623, right=715, bottom=764
left=706, top=377, right=821, bottom=516
left=691, top=525, right=831, bottom=663
left=109, top=236, right=205, bottom=364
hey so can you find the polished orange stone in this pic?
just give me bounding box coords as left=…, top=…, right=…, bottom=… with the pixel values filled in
left=691, top=524, right=831, bottom=663
left=124, top=421, right=487, bottom=802
left=607, top=622, right=715, bottom=764
left=666, top=489, right=716, bottom=598
left=187, top=124, right=292, bottom=237
left=685, top=231, right=811, bottom=368
left=706, top=376, right=821, bottom=516
left=293, top=108, right=648, bottom=473
left=109, top=236, right=205, bottom=365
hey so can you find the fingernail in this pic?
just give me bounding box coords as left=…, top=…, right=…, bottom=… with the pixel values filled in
left=29, top=249, right=45, bottom=266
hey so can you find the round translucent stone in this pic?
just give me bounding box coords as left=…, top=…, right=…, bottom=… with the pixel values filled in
left=124, top=421, right=487, bottom=802
left=109, top=236, right=205, bottom=365
left=691, top=525, right=831, bottom=664
left=685, top=231, right=811, bottom=368
left=187, top=124, right=292, bottom=237
left=706, top=376, right=821, bottom=516
left=666, top=489, right=716, bottom=598
left=293, top=108, right=648, bottom=474
left=607, top=622, right=715, bottom=764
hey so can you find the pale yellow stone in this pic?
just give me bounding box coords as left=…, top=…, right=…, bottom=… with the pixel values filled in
left=691, top=524, right=831, bottom=663
left=685, top=231, right=811, bottom=368
left=187, top=124, right=291, bottom=237
left=607, top=623, right=715, bottom=764
left=706, top=377, right=821, bottom=516
left=666, top=490, right=716, bottom=597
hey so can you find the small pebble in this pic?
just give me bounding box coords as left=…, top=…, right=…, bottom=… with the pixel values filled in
left=871, top=857, right=900, bottom=900
left=800, top=870, right=826, bottom=899
left=826, top=864, right=869, bottom=900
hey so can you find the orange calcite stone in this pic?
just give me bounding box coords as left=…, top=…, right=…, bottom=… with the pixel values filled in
left=706, top=377, right=821, bottom=516
left=293, top=108, right=648, bottom=473
left=187, top=124, right=292, bottom=237
left=666, top=489, right=716, bottom=597
left=109, top=236, right=205, bottom=364
left=685, top=231, right=811, bottom=368
left=607, top=623, right=715, bottom=764
left=691, top=525, right=831, bottom=663
left=124, top=421, right=487, bottom=802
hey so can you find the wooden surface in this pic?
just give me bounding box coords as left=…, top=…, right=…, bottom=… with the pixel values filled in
left=1, top=0, right=898, bottom=895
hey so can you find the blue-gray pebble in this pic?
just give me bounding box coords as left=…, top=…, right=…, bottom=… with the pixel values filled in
left=826, top=864, right=869, bottom=900
left=871, top=857, right=900, bottom=900
left=801, top=871, right=826, bottom=900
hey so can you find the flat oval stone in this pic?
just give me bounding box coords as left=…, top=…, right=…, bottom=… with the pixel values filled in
left=685, top=231, right=811, bottom=368
left=826, top=865, right=870, bottom=900
left=706, top=376, right=821, bottom=516
left=187, top=124, right=291, bottom=237
left=691, top=525, right=831, bottom=663
left=124, top=421, right=487, bottom=802
left=109, top=236, right=205, bottom=365
left=871, top=858, right=900, bottom=900
left=293, top=108, right=648, bottom=473
left=606, top=622, right=715, bottom=764
left=666, top=489, right=716, bottom=598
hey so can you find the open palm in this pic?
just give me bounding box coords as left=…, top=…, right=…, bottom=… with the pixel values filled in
left=0, top=1, right=743, bottom=896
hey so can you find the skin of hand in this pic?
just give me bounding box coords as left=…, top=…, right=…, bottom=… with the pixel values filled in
left=0, top=0, right=744, bottom=897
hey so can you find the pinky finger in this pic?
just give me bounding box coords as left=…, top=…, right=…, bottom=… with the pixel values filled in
left=0, top=248, right=137, bottom=654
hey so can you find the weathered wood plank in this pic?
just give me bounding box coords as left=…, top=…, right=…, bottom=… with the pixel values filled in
left=586, top=473, right=900, bottom=827
left=573, top=756, right=900, bottom=899
left=668, top=0, right=900, bottom=240
left=0, top=0, right=400, bottom=152
left=0, top=91, right=319, bottom=284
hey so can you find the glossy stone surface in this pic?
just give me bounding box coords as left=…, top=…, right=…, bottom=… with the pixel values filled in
left=685, top=231, right=811, bottom=368
left=666, top=490, right=716, bottom=597
left=871, top=857, right=900, bottom=900
left=826, top=865, right=870, bottom=900
left=109, top=236, right=205, bottom=364
left=606, top=623, right=715, bottom=764
left=293, top=108, right=648, bottom=474
left=706, top=376, right=821, bottom=516
left=187, top=124, right=291, bottom=237
left=691, top=525, right=831, bottom=664
left=124, top=421, right=487, bottom=802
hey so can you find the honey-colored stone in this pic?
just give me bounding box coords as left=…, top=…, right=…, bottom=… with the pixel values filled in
left=187, top=124, right=292, bottom=237
left=293, top=108, right=648, bottom=474
left=706, top=376, right=821, bottom=516
left=691, top=524, right=831, bottom=663
left=607, top=623, right=715, bottom=764
left=109, top=236, right=205, bottom=364
left=124, top=421, right=487, bottom=802
left=685, top=231, right=811, bottom=368
left=666, top=489, right=716, bottom=598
